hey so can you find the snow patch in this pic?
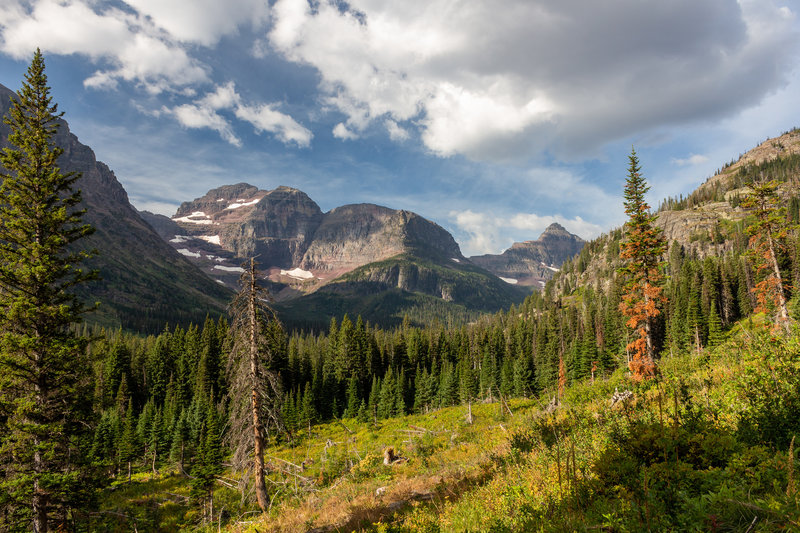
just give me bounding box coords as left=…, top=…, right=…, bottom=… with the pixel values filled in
left=538, top=280, right=546, bottom=286
left=280, top=267, right=314, bottom=280
left=217, top=198, right=225, bottom=202
left=198, top=235, right=221, bottom=245
left=499, top=276, right=518, bottom=285
left=451, top=257, right=461, bottom=263
left=173, top=214, right=212, bottom=225
left=169, top=235, right=190, bottom=243
left=177, top=249, right=201, bottom=258
left=214, top=265, right=245, bottom=273
left=546, top=265, right=560, bottom=272
left=225, top=198, right=260, bottom=210
left=215, top=279, right=226, bottom=284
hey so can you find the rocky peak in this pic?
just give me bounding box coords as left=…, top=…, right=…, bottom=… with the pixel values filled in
left=299, top=203, right=463, bottom=274
left=469, top=224, right=585, bottom=287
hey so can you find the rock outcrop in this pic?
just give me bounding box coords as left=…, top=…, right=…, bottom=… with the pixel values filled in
left=300, top=205, right=463, bottom=276
left=469, top=223, right=585, bottom=287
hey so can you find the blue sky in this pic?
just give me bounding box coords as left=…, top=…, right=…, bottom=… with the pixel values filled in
left=1, top=0, right=799, bottom=256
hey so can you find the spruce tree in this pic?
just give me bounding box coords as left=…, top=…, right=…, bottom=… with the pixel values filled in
left=618, top=148, right=666, bottom=380
left=0, top=50, right=97, bottom=533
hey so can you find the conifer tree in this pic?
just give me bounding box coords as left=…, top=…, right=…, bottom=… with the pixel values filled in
left=618, top=149, right=666, bottom=380
left=191, top=403, right=223, bottom=524
left=226, top=259, right=286, bottom=512
left=0, top=49, right=97, bottom=533
left=742, top=180, right=792, bottom=334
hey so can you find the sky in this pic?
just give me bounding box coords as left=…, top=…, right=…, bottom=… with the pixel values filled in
left=0, top=0, right=799, bottom=256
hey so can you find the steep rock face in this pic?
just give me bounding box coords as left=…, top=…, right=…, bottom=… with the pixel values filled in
left=0, top=83, right=231, bottom=332
left=469, top=223, right=585, bottom=286
left=300, top=204, right=463, bottom=275
left=171, top=184, right=323, bottom=268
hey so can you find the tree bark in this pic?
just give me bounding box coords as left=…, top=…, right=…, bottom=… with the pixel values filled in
left=766, top=229, right=791, bottom=334
left=248, top=260, right=270, bottom=511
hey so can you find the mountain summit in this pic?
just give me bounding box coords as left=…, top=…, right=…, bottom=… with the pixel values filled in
left=469, top=223, right=585, bottom=287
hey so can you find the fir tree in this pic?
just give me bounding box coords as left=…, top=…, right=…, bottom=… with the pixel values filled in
left=0, top=49, right=97, bottom=533
left=618, top=148, right=666, bottom=380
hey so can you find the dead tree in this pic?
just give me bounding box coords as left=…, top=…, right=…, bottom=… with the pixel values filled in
left=226, top=258, right=287, bottom=512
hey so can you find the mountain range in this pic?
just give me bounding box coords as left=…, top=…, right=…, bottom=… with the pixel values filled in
left=0, top=81, right=585, bottom=331
left=143, top=184, right=585, bottom=327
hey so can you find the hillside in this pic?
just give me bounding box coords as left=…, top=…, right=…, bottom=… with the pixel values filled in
left=0, top=83, right=231, bottom=332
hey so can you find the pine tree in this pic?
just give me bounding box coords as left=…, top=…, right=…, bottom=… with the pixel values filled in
left=0, top=50, right=97, bottom=533
left=226, top=259, right=286, bottom=512
left=618, top=148, right=666, bottom=380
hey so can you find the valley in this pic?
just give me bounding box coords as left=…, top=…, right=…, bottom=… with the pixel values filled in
left=2, top=45, right=800, bottom=533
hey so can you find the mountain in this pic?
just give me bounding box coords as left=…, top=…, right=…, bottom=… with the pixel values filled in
left=159, top=184, right=535, bottom=326
left=0, top=83, right=231, bottom=332
left=469, top=223, right=585, bottom=287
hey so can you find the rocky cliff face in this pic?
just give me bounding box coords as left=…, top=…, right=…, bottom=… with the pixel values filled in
left=300, top=205, right=463, bottom=275
left=164, top=185, right=468, bottom=295
left=0, top=83, right=231, bottom=332
left=469, top=223, right=585, bottom=287
left=172, top=183, right=323, bottom=266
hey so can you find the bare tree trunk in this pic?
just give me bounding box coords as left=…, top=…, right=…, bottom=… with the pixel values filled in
left=33, top=447, right=47, bottom=533
left=766, top=229, right=791, bottom=334
left=248, top=260, right=270, bottom=511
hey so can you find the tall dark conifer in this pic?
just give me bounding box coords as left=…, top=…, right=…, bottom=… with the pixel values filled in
left=0, top=50, right=97, bottom=532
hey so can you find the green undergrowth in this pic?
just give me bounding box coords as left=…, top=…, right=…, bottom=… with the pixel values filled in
left=97, top=318, right=800, bottom=532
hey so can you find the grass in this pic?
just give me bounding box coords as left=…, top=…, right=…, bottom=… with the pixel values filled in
left=94, top=317, right=800, bottom=532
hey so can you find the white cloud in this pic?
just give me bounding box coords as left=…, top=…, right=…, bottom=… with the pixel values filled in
left=166, top=81, right=311, bottom=147
left=235, top=103, right=312, bottom=147
left=450, top=209, right=602, bottom=256
left=124, top=0, right=269, bottom=46
left=671, top=153, right=710, bottom=166
left=170, top=103, right=242, bottom=146
left=268, top=0, right=799, bottom=161
left=333, top=122, right=358, bottom=140
left=385, top=119, right=409, bottom=141
left=0, top=0, right=209, bottom=93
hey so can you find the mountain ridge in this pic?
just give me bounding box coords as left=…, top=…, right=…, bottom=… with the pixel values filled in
left=0, top=82, right=231, bottom=332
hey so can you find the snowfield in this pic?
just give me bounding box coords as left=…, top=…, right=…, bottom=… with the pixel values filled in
left=280, top=267, right=314, bottom=280
left=213, top=265, right=245, bottom=273
left=173, top=211, right=213, bottom=225
left=499, top=276, right=518, bottom=285
left=226, top=198, right=260, bottom=209
left=177, top=249, right=201, bottom=258
left=198, top=235, right=221, bottom=245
